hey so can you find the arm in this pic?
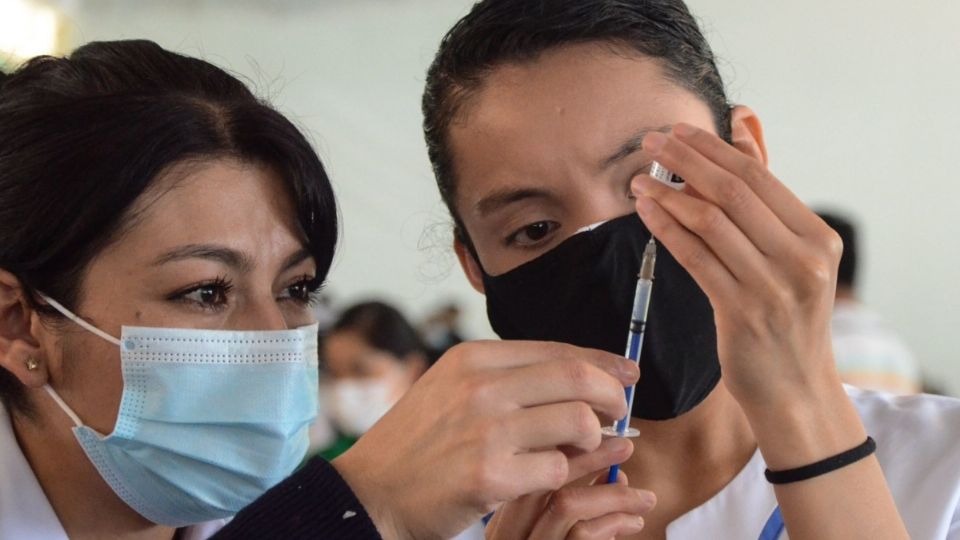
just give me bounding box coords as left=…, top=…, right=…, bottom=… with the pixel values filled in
left=212, top=457, right=381, bottom=539
left=631, top=120, right=909, bottom=539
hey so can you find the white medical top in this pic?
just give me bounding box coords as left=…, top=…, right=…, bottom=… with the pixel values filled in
left=665, top=386, right=960, bottom=539
left=0, top=403, right=227, bottom=540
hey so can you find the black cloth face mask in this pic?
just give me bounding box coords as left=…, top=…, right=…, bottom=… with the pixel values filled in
left=480, top=213, right=721, bottom=420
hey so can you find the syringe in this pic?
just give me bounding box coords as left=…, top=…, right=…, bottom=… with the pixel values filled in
left=604, top=236, right=657, bottom=484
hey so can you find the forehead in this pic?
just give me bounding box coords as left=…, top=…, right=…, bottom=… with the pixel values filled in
left=447, top=42, right=712, bottom=203
left=103, top=158, right=306, bottom=262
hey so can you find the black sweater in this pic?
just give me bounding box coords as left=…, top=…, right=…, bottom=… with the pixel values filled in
left=212, top=457, right=383, bottom=539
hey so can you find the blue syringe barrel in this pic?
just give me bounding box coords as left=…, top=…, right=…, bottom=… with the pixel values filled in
left=606, top=239, right=656, bottom=484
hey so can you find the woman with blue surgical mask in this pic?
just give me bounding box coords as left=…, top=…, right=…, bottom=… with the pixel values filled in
left=0, top=41, right=646, bottom=539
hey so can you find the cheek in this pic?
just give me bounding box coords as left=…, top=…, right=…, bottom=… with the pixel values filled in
left=58, top=332, right=124, bottom=434
left=279, top=302, right=317, bottom=329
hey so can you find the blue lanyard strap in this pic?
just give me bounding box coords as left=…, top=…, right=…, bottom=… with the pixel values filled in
left=759, top=506, right=784, bottom=540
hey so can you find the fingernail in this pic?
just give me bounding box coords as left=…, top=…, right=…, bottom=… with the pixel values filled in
left=642, top=131, right=667, bottom=155
left=607, top=436, right=630, bottom=453
left=636, top=516, right=646, bottom=529
left=673, top=123, right=698, bottom=137
left=619, top=359, right=640, bottom=381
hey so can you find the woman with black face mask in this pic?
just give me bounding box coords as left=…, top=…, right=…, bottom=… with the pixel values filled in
left=421, top=0, right=960, bottom=538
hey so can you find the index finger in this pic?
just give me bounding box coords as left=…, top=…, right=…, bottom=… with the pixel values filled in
left=457, top=340, right=640, bottom=387
left=670, top=123, right=823, bottom=238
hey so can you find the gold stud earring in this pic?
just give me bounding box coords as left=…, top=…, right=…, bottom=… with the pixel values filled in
left=25, top=356, right=39, bottom=371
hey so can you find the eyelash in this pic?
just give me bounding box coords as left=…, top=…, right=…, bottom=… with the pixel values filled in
left=282, top=274, right=322, bottom=306
left=168, top=276, right=234, bottom=312
left=167, top=275, right=322, bottom=312
left=505, top=221, right=561, bottom=249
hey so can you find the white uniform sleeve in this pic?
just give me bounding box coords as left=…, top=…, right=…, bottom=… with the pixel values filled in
left=948, top=504, right=960, bottom=539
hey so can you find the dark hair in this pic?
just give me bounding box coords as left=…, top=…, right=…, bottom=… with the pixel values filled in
left=423, top=0, right=731, bottom=243
left=0, top=40, right=338, bottom=415
left=816, top=211, right=858, bottom=289
left=330, top=301, right=429, bottom=365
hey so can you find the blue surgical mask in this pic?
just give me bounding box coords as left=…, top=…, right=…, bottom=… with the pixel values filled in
left=39, top=294, right=319, bottom=527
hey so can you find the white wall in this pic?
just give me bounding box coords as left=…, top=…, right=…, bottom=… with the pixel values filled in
left=51, top=0, right=960, bottom=393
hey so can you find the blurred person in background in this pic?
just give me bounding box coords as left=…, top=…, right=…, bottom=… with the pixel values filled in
left=312, top=301, right=430, bottom=460
left=817, top=211, right=922, bottom=394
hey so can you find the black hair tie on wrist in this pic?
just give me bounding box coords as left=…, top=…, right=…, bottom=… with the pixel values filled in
left=764, top=436, right=876, bottom=485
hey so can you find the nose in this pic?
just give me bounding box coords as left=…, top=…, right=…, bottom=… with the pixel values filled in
left=228, top=297, right=289, bottom=331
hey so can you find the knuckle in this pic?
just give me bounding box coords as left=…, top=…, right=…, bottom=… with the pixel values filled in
left=564, top=359, right=593, bottom=391
left=740, top=159, right=769, bottom=187
left=798, top=258, right=834, bottom=291
left=547, top=487, right=580, bottom=516
left=469, top=460, right=499, bottom=502
left=548, top=451, right=569, bottom=489
left=681, top=244, right=711, bottom=272
left=447, top=341, right=475, bottom=369
left=572, top=402, right=601, bottom=440
left=567, top=521, right=595, bottom=540
left=693, top=206, right=727, bottom=236
left=823, top=228, right=844, bottom=260
left=716, top=177, right=751, bottom=211
left=672, top=144, right=693, bottom=171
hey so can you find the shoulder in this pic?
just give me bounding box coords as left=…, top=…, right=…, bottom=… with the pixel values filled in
left=848, top=386, right=960, bottom=443
left=846, top=387, right=960, bottom=537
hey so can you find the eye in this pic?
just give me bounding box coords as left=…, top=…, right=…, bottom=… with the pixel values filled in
left=506, top=221, right=560, bottom=248
left=279, top=276, right=320, bottom=304
left=170, top=278, right=233, bottom=311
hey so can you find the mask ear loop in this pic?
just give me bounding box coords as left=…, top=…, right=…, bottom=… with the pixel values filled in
left=35, top=293, right=122, bottom=428
left=43, top=385, right=84, bottom=428
left=37, top=293, right=121, bottom=346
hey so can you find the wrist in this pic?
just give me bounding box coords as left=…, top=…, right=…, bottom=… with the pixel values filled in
left=332, top=449, right=409, bottom=540
left=743, top=380, right=867, bottom=471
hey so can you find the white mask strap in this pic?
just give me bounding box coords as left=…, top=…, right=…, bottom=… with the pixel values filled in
left=43, top=384, right=84, bottom=428
left=576, top=220, right=610, bottom=234
left=38, top=293, right=121, bottom=346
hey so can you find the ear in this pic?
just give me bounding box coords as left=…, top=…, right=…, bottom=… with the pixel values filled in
left=730, top=105, right=768, bottom=167
left=0, top=269, right=48, bottom=388
left=453, top=237, right=486, bottom=294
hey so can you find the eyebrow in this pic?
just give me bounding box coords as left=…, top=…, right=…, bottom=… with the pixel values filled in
left=475, top=187, right=555, bottom=217
left=151, top=245, right=314, bottom=274
left=599, top=125, right=673, bottom=169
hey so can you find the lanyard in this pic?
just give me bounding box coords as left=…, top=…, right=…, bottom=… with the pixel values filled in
left=758, top=506, right=784, bottom=540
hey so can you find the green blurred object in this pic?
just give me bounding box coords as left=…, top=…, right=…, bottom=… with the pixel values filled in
left=302, top=434, right=357, bottom=467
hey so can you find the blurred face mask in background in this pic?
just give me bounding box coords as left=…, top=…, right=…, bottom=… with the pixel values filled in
left=325, top=377, right=398, bottom=437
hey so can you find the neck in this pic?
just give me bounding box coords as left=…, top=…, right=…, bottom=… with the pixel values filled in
left=619, top=380, right=756, bottom=531
left=11, top=389, right=175, bottom=540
